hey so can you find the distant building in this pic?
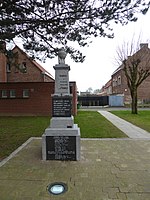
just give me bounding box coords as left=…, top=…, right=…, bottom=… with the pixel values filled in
left=100, top=79, right=112, bottom=96
left=101, top=43, right=150, bottom=105
left=111, top=43, right=150, bottom=104
left=80, top=91, right=91, bottom=96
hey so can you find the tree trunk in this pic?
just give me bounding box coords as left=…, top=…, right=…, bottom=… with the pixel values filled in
left=131, top=89, right=138, bottom=114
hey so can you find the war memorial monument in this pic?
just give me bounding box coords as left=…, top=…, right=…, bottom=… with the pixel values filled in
left=42, top=48, right=80, bottom=161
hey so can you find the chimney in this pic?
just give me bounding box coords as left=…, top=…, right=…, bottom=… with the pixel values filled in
left=140, top=43, right=148, bottom=49
left=0, top=41, right=7, bottom=82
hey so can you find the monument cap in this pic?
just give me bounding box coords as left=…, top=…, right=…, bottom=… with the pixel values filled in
left=58, top=48, right=67, bottom=64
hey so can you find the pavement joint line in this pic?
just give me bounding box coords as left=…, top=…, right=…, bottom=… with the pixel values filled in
left=81, top=138, right=150, bottom=140
left=1, top=137, right=150, bottom=168
left=98, top=110, right=150, bottom=139
left=0, top=137, right=40, bottom=168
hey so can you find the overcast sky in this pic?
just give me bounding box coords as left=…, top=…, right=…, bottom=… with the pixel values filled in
left=41, top=9, right=150, bottom=93
left=14, top=8, right=150, bottom=93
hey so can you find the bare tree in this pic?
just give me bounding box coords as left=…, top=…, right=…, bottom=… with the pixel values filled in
left=86, top=87, right=93, bottom=94
left=115, top=40, right=150, bottom=114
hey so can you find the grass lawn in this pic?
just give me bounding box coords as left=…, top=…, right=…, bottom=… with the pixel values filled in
left=74, top=111, right=126, bottom=138
left=0, top=116, right=50, bottom=160
left=0, top=111, right=127, bottom=160
left=111, top=110, right=150, bottom=132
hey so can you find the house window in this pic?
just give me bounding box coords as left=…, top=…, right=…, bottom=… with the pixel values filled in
left=21, top=62, right=27, bottom=73
left=113, top=78, right=118, bottom=86
left=1, top=90, right=7, bottom=98
left=6, top=63, right=11, bottom=72
left=113, top=79, right=115, bottom=87
left=118, top=76, right=121, bottom=85
left=10, top=90, right=16, bottom=98
left=18, top=62, right=27, bottom=73
left=23, top=89, right=29, bottom=98
left=115, top=78, right=118, bottom=86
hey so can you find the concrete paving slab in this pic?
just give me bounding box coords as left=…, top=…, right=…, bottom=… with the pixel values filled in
left=98, top=111, right=150, bottom=139
left=0, top=138, right=150, bottom=200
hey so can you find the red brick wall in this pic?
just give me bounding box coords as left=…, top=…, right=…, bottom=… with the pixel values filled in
left=112, top=69, right=150, bottom=103
left=112, top=70, right=130, bottom=94
left=138, top=76, right=150, bottom=102
left=0, top=53, right=7, bottom=82
left=0, top=82, right=77, bottom=116
left=7, top=48, right=45, bottom=82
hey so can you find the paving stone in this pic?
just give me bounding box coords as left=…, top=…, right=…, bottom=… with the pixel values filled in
left=116, top=192, right=127, bottom=199
left=0, top=138, right=150, bottom=199
left=126, top=192, right=150, bottom=200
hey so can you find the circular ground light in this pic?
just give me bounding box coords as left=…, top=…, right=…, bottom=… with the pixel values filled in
left=47, top=182, right=68, bottom=195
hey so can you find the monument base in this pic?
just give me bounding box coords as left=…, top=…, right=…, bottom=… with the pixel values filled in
left=50, top=116, right=74, bottom=128
left=42, top=124, right=80, bottom=161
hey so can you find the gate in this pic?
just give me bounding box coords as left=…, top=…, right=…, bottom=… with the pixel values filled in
left=109, top=95, right=124, bottom=107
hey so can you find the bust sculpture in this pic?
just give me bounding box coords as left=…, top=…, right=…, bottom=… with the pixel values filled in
left=58, top=48, right=67, bottom=64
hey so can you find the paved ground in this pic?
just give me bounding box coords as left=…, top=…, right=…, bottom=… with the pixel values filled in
left=80, top=106, right=150, bottom=111
left=0, top=109, right=150, bottom=199
left=98, top=111, right=150, bottom=139
left=0, top=138, right=150, bottom=200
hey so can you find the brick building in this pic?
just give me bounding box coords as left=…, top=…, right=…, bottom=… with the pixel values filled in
left=0, top=45, right=77, bottom=115
left=101, top=43, right=150, bottom=105
left=111, top=43, right=150, bottom=104
left=0, top=45, right=54, bottom=83
left=100, top=79, right=112, bottom=96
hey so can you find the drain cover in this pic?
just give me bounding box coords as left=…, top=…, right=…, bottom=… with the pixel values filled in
left=47, top=182, right=68, bottom=195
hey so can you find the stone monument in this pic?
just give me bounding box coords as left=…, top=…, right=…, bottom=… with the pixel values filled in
left=42, top=48, right=80, bottom=161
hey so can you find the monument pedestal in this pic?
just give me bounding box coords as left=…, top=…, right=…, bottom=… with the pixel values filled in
left=42, top=94, right=80, bottom=161
left=42, top=124, right=80, bottom=161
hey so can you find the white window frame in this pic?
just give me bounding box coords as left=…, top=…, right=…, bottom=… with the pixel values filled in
left=6, top=63, right=11, bottom=72
left=10, top=90, right=16, bottom=98
left=23, top=89, right=29, bottom=98
left=1, top=90, right=7, bottom=98
left=118, top=76, right=121, bottom=85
